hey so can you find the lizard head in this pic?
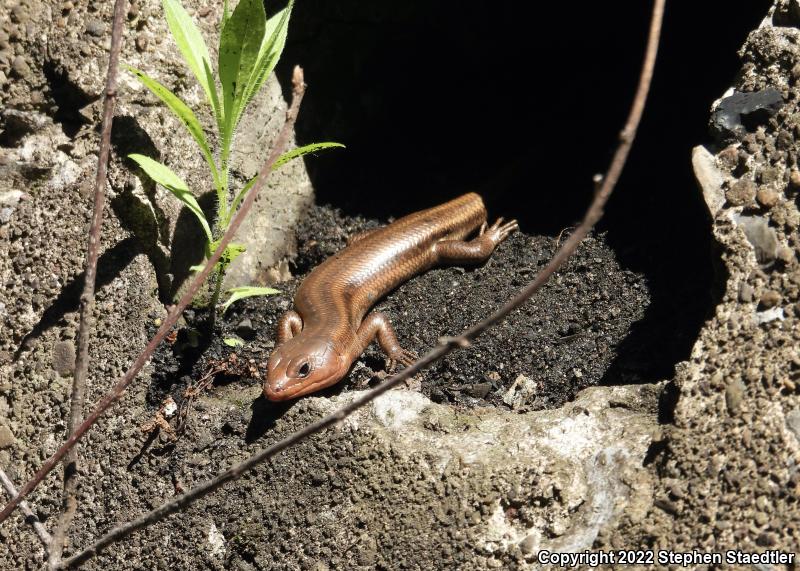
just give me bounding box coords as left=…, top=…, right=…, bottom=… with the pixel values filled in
left=264, top=336, right=349, bottom=401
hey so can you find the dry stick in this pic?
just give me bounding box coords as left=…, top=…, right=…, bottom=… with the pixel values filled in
left=0, top=66, right=307, bottom=527
left=61, top=1, right=666, bottom=567
left=0, top=468, right=52, bottom=550
left=48, top=1, right=130, bottom=567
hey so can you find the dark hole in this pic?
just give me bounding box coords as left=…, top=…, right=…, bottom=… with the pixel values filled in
left=274, top=1, right=770, bottom=390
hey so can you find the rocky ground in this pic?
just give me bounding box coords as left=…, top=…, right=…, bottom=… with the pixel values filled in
left=1, top=0, right=799, bottom=569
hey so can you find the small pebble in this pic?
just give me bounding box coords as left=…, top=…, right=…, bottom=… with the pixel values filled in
left=716, top=146, right=739, bottom=172
left=85, top=19, right=106, bottom=37
left=725, top=378, right=745, bottom=415
left=726, top=179, right=756, bottom=206
left=135, top=35, right=148, bottom=52
left=760, top=290, right=781, bottom=309
left=791, top=169, right=800, bottom=189
left=11, top=55, right=31, bottom=78
left=467, top=382, right=492, bottom=399
left=777, top=246, right=794, bottom=264
left=739, top=282, right=755, bottom=303
left=756, top=187, right=779, bottom=208
left=0, top=426, right=15, bottom=449
left=52, top=340, right=76, bottom=376
left=775, top=130, right=793, bottom=150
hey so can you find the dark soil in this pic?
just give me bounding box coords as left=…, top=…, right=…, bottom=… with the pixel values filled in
left=149, top=204, right=650, bottom=416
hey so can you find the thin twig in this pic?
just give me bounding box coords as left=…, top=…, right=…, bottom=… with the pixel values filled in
left=61, top=1, right=665, bottom=566
left=0, top=66, right=307, bottom=527
left=48, top=1, right=130, bottom=567
left=0, top=467, right=52, bottom=551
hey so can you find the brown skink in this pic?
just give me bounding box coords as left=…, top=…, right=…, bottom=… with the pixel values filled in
left=264, top=192, right=518, bottom=401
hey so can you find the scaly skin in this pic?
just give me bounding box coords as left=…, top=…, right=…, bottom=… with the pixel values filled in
left=264, top=192, right=518, bottom=401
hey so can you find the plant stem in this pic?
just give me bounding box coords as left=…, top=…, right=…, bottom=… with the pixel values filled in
left=0, top=468, right=52, bottom=551
left=0, top=66, right=308, bottom=530
left=48, top=0, right=128, bottom=566
left=208, top=263, right=225, bottom=330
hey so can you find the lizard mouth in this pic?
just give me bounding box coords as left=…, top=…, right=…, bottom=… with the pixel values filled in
left=263, top=375, right=339, bottom=401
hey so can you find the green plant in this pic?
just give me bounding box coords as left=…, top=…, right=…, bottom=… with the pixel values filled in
left=128, top=0, right=341, bottom=315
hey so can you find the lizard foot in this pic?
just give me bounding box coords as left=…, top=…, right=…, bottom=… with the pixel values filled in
left=481, top=217, right=519, bottom=244
left=386, top=348, right=418, bottom=373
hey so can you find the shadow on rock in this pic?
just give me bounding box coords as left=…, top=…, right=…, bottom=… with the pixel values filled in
left=14, top=236, right=140, bottom=359
left=246, top=395, right=294, bottom=443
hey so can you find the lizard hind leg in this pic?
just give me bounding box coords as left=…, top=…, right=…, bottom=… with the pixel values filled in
left=433, top=217, right=519, bottom=264
left=277, top=310, right=303, bottom=343
left=355, top=312, right=418, bottom=372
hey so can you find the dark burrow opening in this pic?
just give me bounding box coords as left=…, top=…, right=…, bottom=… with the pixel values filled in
left=268, top=1, right=770, bottom=391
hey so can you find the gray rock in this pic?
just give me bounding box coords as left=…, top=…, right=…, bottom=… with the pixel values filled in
left=52, top=340, right=76, bottom=376
left=711, top=88, right=783, bottom=139
left=692, top=146, right=726, bottom=217
left=312, top=384, right=659, bottom=557
left=502, top=374, right=537, bottom=408
left=733, top=214, right=779, bottom=264
left=222, top=74, right=315, bottom=290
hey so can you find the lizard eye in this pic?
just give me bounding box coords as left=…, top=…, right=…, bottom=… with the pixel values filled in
left=297, top=362, right=310, bottom=378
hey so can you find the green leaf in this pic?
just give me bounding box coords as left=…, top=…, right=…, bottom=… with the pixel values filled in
left=208, top=241, right=246, bottom=265
left=223, top=337, right=245, bottom=347
left=161, top=0, right=220, bottom=119
left=221, top=286, right=280, bottom=313
left=224, top=243, right=247, bottom=264
left=126, top=65, right=219, bottom=189
left=274, top=142, right=345, bottom=170
left=222, top=0, right=231, bottom=28
left=239, top=1, right=293, bottom=119
left=218, top=0, right=266, bottom=148
left=228, top=175, right=258, bottom=222
left=128, top=154, right=213, bottom=244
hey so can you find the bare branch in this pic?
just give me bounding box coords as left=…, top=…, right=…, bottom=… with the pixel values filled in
left=61, top=1, right=665, bottom=566
left=0, top=467, right=52, bottom=551
left=0, top=66, right=308, bottom=527
left=48, top=1, right=130, bottom=567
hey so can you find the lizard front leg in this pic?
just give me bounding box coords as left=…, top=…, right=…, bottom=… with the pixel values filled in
left=433, top=217, right=518, bottom=264
left=354, top=312, right=417, bottom=372
left=276, top=310, right=303, bottom=343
